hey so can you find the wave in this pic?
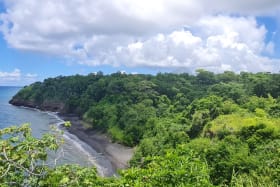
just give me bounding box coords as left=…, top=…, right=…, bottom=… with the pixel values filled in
left=57, top=122, right=114, bottom=177
left=16, top=106, right=114, bottom=177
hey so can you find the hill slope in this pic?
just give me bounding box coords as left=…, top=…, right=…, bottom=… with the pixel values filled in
left=9, top=70, right=280, bottom=186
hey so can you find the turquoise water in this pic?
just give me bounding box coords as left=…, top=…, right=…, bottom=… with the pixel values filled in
left=0, top=86, right=113, bottom=176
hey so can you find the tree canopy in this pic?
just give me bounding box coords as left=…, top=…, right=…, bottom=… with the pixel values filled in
left=6, top=70, right=280, bottom=186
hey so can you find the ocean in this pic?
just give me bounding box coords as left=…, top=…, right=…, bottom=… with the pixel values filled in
left=0, top=86, right=112, bottom=176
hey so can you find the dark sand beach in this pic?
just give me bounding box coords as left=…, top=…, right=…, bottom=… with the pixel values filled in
left=59, top=115, right=134, bottom=176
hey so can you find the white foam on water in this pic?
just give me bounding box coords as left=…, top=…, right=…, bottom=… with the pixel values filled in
left=58, top=124, right=114, bottom=177
left=47, top=111, right=114, bottom=177
left=17, top=106, right=114, bottom=177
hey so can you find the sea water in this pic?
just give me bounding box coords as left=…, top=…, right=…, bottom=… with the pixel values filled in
left=0, top=86, right=114, bottom=176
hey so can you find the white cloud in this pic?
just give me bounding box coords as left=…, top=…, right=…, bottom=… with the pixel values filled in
left=1, top=0, right=280, bottom=73
left=25, top=73, right=38, bottom=78
left=106, top=16, right=280, bottom=73
left=0, top=69, right=21, bottom=86
left=0, top=69, right=38, bottom=85
left=0, top=69, right=21, bottom=81
left=264, top=42, right=275, bottom=55
left=208, top=0, right=280, bottom=15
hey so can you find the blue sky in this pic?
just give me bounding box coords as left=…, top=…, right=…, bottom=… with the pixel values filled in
left=0, top=0, right=280, bottom=86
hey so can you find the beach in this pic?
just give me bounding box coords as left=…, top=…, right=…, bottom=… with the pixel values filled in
left=59, top=115, right=134, bottom=176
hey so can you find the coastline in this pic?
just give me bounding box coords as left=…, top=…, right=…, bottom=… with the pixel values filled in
left=11, top=102, right=134, bottom=177
left=58, top=114, right=134, bottom=175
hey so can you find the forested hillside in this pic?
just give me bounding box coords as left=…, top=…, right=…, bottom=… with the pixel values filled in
left=6, top=70, right=280, bottom=186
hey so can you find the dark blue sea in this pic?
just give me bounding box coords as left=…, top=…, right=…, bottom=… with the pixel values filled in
left=0, top=86, right=112, bottom=176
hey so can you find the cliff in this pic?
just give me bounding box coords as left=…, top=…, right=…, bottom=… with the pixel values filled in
left=9, top=97, right=65, bottom=112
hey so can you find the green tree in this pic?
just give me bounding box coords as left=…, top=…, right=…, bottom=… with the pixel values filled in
left=0, top=124, right=63, bottom=186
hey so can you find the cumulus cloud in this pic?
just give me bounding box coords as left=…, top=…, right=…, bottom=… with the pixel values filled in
left=83, top=16, right=280, bottom=72
left=1, top=0, right=280, bottom=73
left=0, top=69, right=38, bottom=85
left=0, top=69, right=21, bottom=86
left=0, top=69, right=21, bottom=81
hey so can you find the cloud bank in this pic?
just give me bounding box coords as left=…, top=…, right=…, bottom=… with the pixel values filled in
left=0, top=69, right=37, bottom=86
left=0, top=69, right=21, bottom=81
left=1, top=0, right=280, bottom=73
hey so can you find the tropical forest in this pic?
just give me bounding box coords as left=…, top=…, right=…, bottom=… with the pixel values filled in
left=2, top=70, right=280, bottom=186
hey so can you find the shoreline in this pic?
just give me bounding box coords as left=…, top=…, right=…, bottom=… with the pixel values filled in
left=13, top=104, right=134, bottom=177
left=58, top=114, right=134, bottom=176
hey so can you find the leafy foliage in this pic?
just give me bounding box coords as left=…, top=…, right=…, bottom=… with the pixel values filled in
left=6, top=70, right=280, bottom=186
left=0, top=124, right=63, bottom=186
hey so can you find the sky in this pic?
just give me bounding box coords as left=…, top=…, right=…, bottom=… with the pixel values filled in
left=0, top=0, right=280, bottom=86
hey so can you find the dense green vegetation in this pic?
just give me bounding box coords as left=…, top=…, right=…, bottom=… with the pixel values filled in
left=6, top=70, right=280, bottom=186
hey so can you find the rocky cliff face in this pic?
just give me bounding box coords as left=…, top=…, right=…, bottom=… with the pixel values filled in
left=9, top=97, right=65, bottom=112
left=9, top=98, right=37, bottom=108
